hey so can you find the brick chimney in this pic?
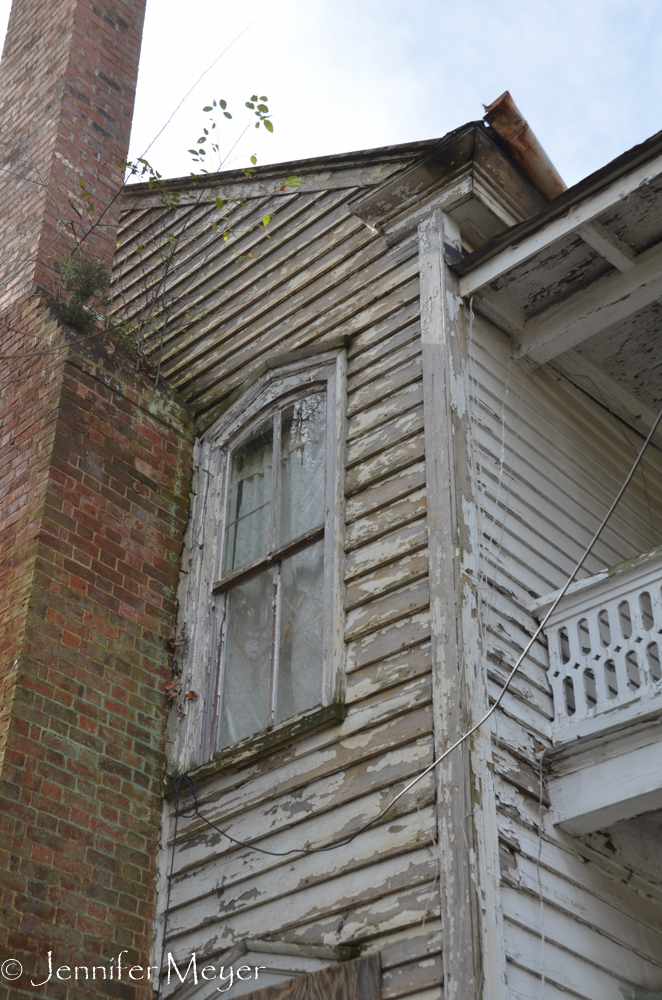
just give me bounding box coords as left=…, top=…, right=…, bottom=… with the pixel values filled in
left=0, top=0, right=145, bottom=307
left=0, top=4, right=193, bottom=997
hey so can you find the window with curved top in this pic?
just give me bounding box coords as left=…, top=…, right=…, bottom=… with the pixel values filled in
left=189, top=355, right=345, bottom=763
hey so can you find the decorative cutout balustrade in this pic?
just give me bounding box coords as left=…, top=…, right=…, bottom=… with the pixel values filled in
left=532, top=547, right=662, bottom=742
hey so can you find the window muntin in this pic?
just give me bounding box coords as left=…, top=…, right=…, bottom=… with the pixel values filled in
left=215, top=389, right=327, bottom=751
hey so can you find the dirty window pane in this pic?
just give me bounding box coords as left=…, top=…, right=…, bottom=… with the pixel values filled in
left=275, top=540, right=324, bottom=724
left=276, top=393, right=326, bottom=549
left=223, top=419, right=273, bottom=576
left=218, top=569, right=274, bottom=748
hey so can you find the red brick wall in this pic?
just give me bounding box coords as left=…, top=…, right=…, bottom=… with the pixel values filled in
left=0, top=1, right=196, bottom=996
left=0, top=320, right=193, bottom=999
left=0, top=0, right=146, bottom=307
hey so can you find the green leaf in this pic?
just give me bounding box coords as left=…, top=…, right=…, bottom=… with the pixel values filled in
left=260, top=95, right=268, bottom=101
left=250, top=154, right=257, bottom=165
left=245, top=101, right=255, bottom=109
left=203, top=106, right=213, bottom=112
left=262, top=214, right=272, bottom=226
left=220, top=99, right=227, bottom=109
left=197, top=137, right=206, bottom=143
left=223, top=111, right=232, bottom=119
left=255, top=121, right=260, bottom=128
left=257, top=104, right=268, bottom=112
left=188, top=149, right=199, bottom=154
left=251, top=94, right=258, bottom=101
left=215, top=196, right=224, bottom=210
left=203, top=128, right=209, bottom=135
left=263, top=119, right=273, bottom=133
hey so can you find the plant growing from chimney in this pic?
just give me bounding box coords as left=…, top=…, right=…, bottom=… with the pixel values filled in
left=53, top=249, right=109, bottom=331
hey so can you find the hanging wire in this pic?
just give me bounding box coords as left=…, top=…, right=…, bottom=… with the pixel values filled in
left=171, top=402, right=662, bottom=857
left=156, top=403, right=662, bottom=994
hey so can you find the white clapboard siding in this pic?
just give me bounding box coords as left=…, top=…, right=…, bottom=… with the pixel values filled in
left=110, top=148, right=450, bottom=999
left=469, top=311, right=662, bottom=999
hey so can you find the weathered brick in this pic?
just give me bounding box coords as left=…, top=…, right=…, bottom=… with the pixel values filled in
left=0, top=6, right=193, bottom=998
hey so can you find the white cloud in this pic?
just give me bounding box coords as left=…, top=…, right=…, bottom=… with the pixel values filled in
left=0, top=0, right=661, bottom=186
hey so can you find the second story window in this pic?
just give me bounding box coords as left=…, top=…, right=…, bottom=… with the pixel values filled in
left=175, top=352, right=346, bottom=770
left=215, top=391, right=327, bottom=749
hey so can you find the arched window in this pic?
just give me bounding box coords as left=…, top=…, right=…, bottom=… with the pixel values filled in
left=179, top=353, right=345, bottom=767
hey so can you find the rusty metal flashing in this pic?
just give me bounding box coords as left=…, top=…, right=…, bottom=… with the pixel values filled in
left=483, top=90, right=566, bottom=202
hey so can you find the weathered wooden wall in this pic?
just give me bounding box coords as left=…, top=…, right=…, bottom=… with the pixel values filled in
left=114, top=153, right=444, bottom=1000
left=112, top=143, right=662, bottom=1000
left=468, top=311, right=662, bottom=999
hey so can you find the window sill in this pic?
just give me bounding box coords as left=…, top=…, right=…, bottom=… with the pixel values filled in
left=166, top=702, right=346, bottom=794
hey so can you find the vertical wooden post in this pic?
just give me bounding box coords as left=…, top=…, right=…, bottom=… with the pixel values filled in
left=419, top=210, right=505, bottom=1000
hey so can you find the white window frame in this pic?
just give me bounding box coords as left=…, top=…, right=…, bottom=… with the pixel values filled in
left=175, top=351, right=346, bottom=771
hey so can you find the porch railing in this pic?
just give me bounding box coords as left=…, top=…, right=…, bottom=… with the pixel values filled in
left=532, top=547, right=662, bottom=742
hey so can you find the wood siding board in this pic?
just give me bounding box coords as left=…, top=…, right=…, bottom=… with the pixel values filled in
left=381, top=954, right=443, bottom=999
left=345, top=578, right=430, bottom=641
left=345, top=434, right=426, bottom=497
left=174, top=248, right=418, bottom=400
left=345, top=489, right=427, bottom=552
left=161, top=220, right=379, bottom=383
left=346, top=610, right=432, bottom=672
left=345, top=518, right=428, bottom=581
left=378, top=925, right=443, bottom=970
left=503, top=920, right=650, bottom=1000
left=165, top=848, right=439, bottom=957
left=347, top=308, right=421, bottom=369
left=347, top=382, right=425, bottom=443
left=347, top=355, right=423, bottom=419
left=474, top=428, right=661, bottom=578
left=346, top=406, right=425, bottom=469
left=166, top=806, right=436, bottom=937
left=345, top=641, right=432, bottom=703
left=188, top=268, right=421, bottom=415
left=345, top=462, right=427, bottom=525
left=279, top=882, right=442, bottom=947
left=347, top=338, right=423, bottom=397
left=499, top=809, right=662, bottom=916
left=508, top=854, right=662, bottom=964
left=345, top=551, right=429, bottom=611
left=169, top=761, right=435, bottom=900
left=502, top=886, right=662, bottom=983
left=156, top=204, right=371, bottom=371
left=188, top=696, right=435, bottom=825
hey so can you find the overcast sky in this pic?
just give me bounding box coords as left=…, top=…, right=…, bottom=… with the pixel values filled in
left=1, top=1, right=661, bottom=187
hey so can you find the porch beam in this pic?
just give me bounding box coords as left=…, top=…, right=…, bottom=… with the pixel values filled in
left=514, top=237, right=662, bottom=365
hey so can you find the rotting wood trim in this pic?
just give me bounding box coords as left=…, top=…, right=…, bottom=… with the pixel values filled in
left=164, top=702, right=347, bottom=795
left=419, top=209, right=507, bottom=1000
left=455, top=143, right=662, bottom=289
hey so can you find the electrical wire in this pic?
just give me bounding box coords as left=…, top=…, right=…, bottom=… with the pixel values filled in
left=155, top=403, right=662, bottom=998
left=170, top=402, right=662, bottom=858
